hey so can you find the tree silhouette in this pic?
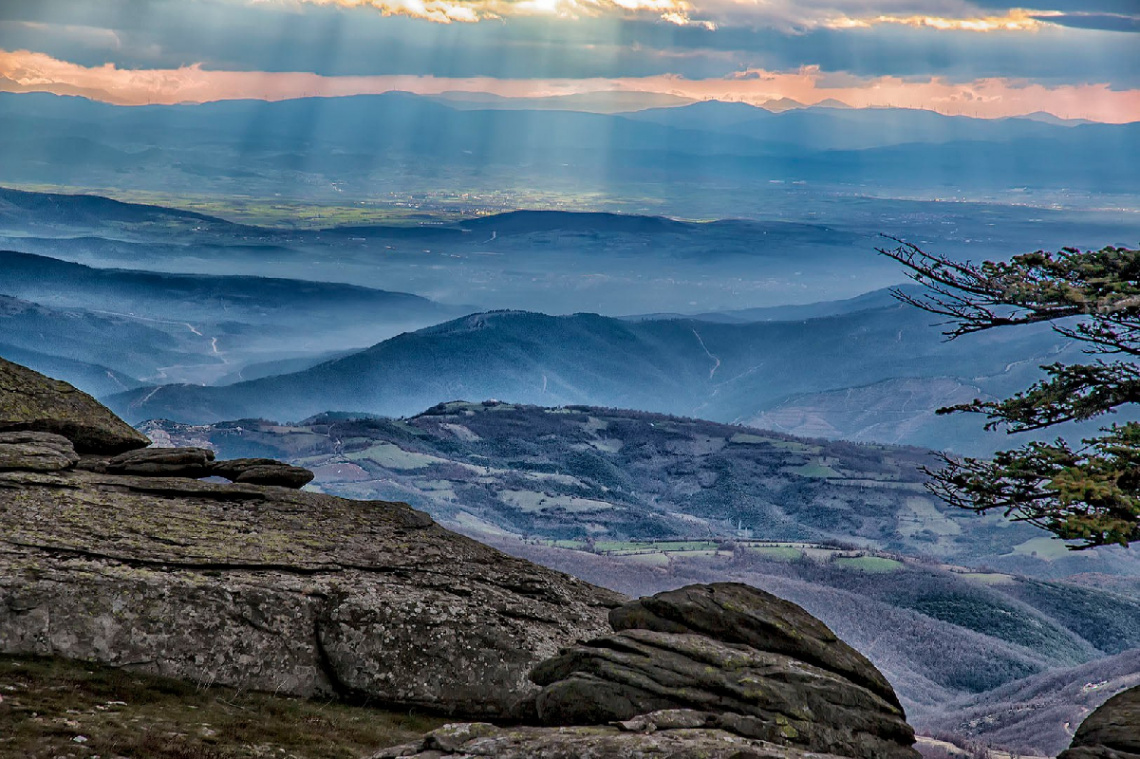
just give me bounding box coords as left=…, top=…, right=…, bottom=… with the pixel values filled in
left=880, top=239, right=1140, bottom=549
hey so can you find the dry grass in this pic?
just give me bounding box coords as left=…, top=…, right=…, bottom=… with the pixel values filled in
left=0, top=655, right=445, bottom=759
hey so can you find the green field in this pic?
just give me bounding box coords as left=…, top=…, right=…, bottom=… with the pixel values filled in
left=832, top=556, right=904, bottom=573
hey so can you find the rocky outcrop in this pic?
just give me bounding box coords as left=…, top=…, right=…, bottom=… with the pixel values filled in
left=210, top=457, right=315, bottom=488
left=372, top=719, right=855, bottom=758
left=1059, top=685, right=1140, bottom=759
left=0, top=467, right=622, bottom=715
left=0, top=359, right=920, bottom=757
left=75, top=447, right=314, bottom=488
left=522, top=583, right=917, bottom=759
left=99, top=445, right=216, bottom=477
left=0, top=361, right=622, bottom=715
left=606, top=583, right=901, bottom=708
left=0, top=431, right=80, bottom=471
left=372, top=587, right=919, bottom=758
left=0, top=356, right=150, bottom=453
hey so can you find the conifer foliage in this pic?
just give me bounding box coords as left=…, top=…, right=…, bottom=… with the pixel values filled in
left=881, top=240, right=1140, bottom=548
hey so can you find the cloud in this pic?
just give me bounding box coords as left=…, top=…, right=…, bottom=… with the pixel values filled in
left=1038, top=13, right=1140, bottom=33
left=1, top=1, right=1137, bottom=89
left=822, top=8, right=1053, bottom=32
left=269, top=0, right=1137, bottom=35
left=263, top=0, right=708, bottom=26
left=3, top=47, right=1138, bottom=122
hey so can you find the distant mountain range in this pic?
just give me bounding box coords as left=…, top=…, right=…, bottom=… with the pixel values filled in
left=0, top=249, right=471, bottom=384
left=108, top=302, right=1088, bottom=455
left=2, top=187, right=1129, bottom=456
left=2, top=92, right=1136, bottom=201
left=427, top=90, right=697, bottom=113
left=3, top=185, right=1133, bottom=319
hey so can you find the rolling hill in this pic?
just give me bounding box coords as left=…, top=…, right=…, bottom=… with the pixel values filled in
left=0, top=251, right=472, bottom=384
left=144, top=403, right=1140, bottom=752
left=110, top=305, right=1085, bottom=455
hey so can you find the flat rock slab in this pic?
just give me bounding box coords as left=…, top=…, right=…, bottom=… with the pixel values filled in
left=1059, top=685, right=1140, bottom=759
left=0, top=431, right=79, bottom=471
left=102, top=446, right=216, bottom=477
left=0, top=468, right=623, bottom=716
left=0, top=357, right=150, bottom=454
left=371, top=722, right=854, bottom=759
left=211, top=458, right=315, bottom=488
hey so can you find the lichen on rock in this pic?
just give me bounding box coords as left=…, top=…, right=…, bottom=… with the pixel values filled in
left=0, top=356, right=151, bottom=454
left=0, top=431, right=80, bottom=471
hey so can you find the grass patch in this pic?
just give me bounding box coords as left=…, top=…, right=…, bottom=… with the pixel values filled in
left=832, top=556, right=904, bottom=573
left=787, top=459, right=843, bottom=478
left=0, top=655, right=444, bottom=759
left=593, top=540, right=716, bottom=553
left=960, top=572, right=1016, bottom=586
left=1009, top=536, right=1071, bottom=560
left=744, top=545, right=804, bottom=561
left=344, top=443, right=444, bottom=470
left=622, top=553, right=672, bottom=566
left=728, top=433, right=817, bottom=453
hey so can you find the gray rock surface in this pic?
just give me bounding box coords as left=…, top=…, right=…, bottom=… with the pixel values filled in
left=101, top=446, right=216, bottom=477
left=1059, top=685, right=1140, bottom=759
left=0, top=431, right=79, bottom=471
left=0, top=357, right=151, bottom=454
left=527, top=583, right=918, bottom=759
left=371, top=720, right=853, bottom=758
left=210, top=457, right=315, bottom=488
left=0, top=468, right=622, bottom=715
left=78, top=449, right=316, bottom=489
left=607, top=582, right=900, bottom=708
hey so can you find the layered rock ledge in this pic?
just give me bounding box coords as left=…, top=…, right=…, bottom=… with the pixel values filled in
left=0, top=356, right=149, bottom=453
left=0, top=466, right=621, bottom=714
left=373, top=720, right=857, bottom=758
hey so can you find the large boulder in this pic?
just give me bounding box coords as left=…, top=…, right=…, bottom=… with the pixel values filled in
left=607, top=583, right=900, bottom=709
left=0, top=357, right=150, bottom=454
left=0, top=467, right=623, bottom=715
left=1058, top=685, right=1140, bottom=759
left=526, top=583, right=918, bottom=759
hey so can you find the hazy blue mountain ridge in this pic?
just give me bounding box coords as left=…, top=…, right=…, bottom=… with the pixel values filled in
left=107, top=304, right=1085, bottom=456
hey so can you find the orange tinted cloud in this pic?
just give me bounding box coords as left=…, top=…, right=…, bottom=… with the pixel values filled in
left=823, top=9, right=1054, bottom=32
left=2, top=48, right=1138, bottom=122
left=276, top=0, right=1066, bottom=31
left=276, top=0, right=702, bottom=25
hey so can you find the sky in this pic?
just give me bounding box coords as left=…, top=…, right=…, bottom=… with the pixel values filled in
left=0, top=0, right=1138, bottom=121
